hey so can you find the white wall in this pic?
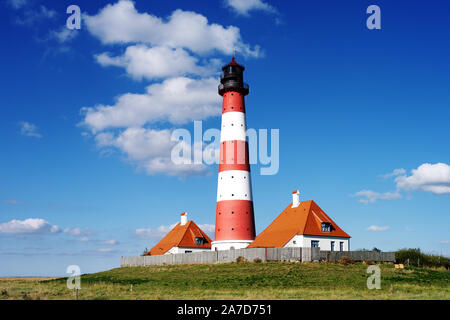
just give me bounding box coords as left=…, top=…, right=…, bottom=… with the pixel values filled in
left=211, top=240, right=252, bottom=251
left=284, top=235, right=350, bottom=251
left=166, top=247, right=212, bottom=254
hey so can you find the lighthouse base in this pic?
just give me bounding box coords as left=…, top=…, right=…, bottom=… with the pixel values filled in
left=211, top=240, right=253, bottom=251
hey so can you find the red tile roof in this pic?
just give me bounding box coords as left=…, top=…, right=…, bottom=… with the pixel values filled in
left=145, top=221, right=212, bottom=256
left=248, top=200, right=350, bottom=248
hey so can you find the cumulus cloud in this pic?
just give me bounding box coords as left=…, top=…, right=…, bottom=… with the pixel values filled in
left=94, top=127, right=208, bottom=176
left=82, top=77, right=220, bottom=132
left=19, top=121, right=42, bottom=138
left=81, top=1, right=260, bottom=177
left=81, top=77, right=218, bottom=176
left=366, top=225, right=390, bottom=232
left=96, top=45, right=220, bottom=80
left=354, top=163, right=450, bottom=204
left=352, top=190, right=402, bottom=204
left=395, top=163, right=450, bottom=195
left=84, top=0, right=260, bottom=57
left=225, top=0, right=277, bottom=16
left=0, top=218, right=60, bottom=235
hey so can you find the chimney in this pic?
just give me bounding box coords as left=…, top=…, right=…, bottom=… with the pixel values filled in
left=180, top=212, right=188, bottom=225
left=292, top=190, right=300, bottom=208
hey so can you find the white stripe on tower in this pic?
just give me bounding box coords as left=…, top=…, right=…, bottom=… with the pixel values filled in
left=220, top=112, right=247, bottom=142
left=217, top=170, right=253, bottom=201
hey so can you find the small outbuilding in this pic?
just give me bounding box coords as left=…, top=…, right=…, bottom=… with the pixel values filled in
left=145, top=212, right=212, bottom=255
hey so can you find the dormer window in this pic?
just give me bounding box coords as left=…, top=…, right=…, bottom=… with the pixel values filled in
left=194, top=237, right=205, bottom=245
left=321, top=222, right=331, bottom=232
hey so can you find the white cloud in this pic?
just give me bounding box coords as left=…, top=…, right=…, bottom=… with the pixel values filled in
left=0, top=218, right=60, bottom=235
left=405, top=226, right=416, bottom=232
left=96, top=45, right=220, bottom=80
left=51, top=27, right=78, bottom=43
left=135, top=223, right=178, bottom=239
left=19, top=121, right=42, bottom=138
left=94, top=127, right=209, bottom=176
left=395, top=163, right=450, bottom=195
left=366, top=225, right=390, bottom=232
left=82, top=77, right=220, bottom=132
left=14, top=5, right=57, bottom=26
left=74, top=237, right=117, bottom=245
left=352, top=190, right=402, bottom=204
left=37, top=5, right=56, bottom=19
left=225, top=0, right=277, bottom=16
left=7, top=0, right=27, bottom=10
left=84, top=0, right=260, bottom=57
left=441, top=240, right=449, bottom=244
left=63, top=227, right=93, bottom=236
left=81, top=1, right=261, bottom=177
left=380, top=168, right=406, bottom=179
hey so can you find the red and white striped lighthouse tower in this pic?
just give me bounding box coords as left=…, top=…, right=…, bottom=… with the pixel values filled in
left=212, top=57, right=256, bottom=251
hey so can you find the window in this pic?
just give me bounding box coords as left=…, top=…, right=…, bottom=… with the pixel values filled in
left=194, top=237, right=204, bottom=245
left=185, top=250, right=192, bottom=253
left=340, top=242, right=344, bottom=251
left=311, top=240, right=319, bottom=248
left=321, top=223, right=331, bottom=232
left=331, top=241, right=335, bottom=252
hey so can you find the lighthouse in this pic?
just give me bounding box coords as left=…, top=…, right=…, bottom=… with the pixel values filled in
left=211, top=57, right=256, bottom=251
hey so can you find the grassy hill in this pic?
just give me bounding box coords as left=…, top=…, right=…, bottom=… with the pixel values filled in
left=1, top=261, right=449, bottom=300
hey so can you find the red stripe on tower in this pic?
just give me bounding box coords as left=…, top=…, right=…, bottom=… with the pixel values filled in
left=212, top=57, right=256, bottom=251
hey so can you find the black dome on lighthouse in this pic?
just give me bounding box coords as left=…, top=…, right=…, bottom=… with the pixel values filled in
left=218, top=57, right=249, bottom=96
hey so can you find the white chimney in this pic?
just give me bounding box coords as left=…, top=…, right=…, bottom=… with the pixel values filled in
left=292, top=190, right=300, bottom=208
left=180, top=212, right=188, bottom=225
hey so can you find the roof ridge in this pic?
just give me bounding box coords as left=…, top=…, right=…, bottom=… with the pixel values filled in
left=299, top=200, right=313, bottom=235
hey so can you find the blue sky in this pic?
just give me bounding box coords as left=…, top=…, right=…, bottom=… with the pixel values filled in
left=1, top=0, right=449, bottom=276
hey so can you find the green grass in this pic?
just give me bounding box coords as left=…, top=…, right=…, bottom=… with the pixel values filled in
left=396, top=248, right=450, bottom=269
left=0, top=262, right=448, bottom=300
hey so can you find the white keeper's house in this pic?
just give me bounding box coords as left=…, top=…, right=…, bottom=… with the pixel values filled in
left=248, top=190, right=351, bottom=251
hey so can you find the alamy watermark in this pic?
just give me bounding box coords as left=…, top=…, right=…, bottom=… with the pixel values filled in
left=66, top=265, right=81, bottom=290
left=366, top=265, right=381, bottom=289
left=171, top=121, right=279, bottom=175
left=66, top=5, right=81, bottom=30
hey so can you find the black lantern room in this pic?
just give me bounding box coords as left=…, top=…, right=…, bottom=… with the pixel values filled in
left=218, top=57, right=249, bottom=96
